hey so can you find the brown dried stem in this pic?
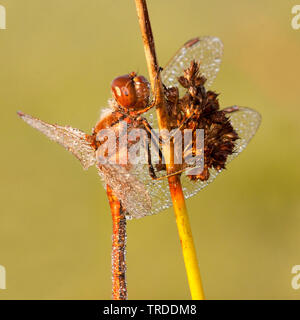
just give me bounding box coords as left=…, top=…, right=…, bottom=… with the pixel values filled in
left=134, top=0, right=170, bottom=131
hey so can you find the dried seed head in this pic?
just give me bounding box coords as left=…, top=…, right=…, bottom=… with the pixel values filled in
left=163, top=60, right=239, bottom=182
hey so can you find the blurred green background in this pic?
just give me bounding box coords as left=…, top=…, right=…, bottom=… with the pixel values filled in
left=1, top=0, right=300, bottom=300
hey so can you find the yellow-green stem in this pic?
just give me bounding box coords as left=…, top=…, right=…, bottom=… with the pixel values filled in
left=168, top=176, right=205, bottom=299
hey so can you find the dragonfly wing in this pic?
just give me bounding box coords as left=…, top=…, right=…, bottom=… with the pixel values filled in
left=125, top=163, right=173, bottom=216
left=180, top=106, right=262, bottom=199
left=97, top=163, right=153, bottom=219
left=128, top=107, right=261, bottom=215
left=224, top=106, right=262, bottom=158
left=161, top=36, right=223, bottom=94
left=146, top=37, right=223, bottom=127
left=17, top=111, right=96, bottom=169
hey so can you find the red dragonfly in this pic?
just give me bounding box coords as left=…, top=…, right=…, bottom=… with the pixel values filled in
left=18, top=36, right=261, bottom=220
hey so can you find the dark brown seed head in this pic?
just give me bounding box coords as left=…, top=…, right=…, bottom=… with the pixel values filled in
left=162, top=60, right=239, bottom=182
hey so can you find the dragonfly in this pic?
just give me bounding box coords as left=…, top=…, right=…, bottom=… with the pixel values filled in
left=18, top=36, right=261, bottom=220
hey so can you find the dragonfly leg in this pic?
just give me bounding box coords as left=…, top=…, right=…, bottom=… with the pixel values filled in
left=145, top=134, right=158, bottom=179
left=142, top=120, right=192, bottom=181
left=141, top=118, right=165, bottom=165
left=141, top=117, right=198, bottom=181
left=151, top=168, right=186, bottom=180
left=141, top=119, right=161, bottom=180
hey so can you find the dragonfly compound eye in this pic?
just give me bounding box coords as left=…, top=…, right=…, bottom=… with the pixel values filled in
left=111, top=73, right=150, bottom=110
left=111, top=74, right=137, bottom=109
left=132, top=75, right=150, bottom=109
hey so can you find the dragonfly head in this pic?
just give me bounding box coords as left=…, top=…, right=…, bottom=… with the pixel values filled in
left=111, top=72, right=150, bottom=111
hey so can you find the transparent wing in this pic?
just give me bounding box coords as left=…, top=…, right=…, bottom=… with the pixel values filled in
left=18, top=107, right=261, bottom=219
left=146, top=36, right=223, bottom=128
left=127, top=107, right=261, bottom=216
left=18, top=111, right=152, bottom=219
left=180, top=106, right=261, bottom=199
left=17, top=111, right=96, bottom=169
left=97, top=164, right=153, bottom=220
left=161, top=36, right=223, bottom=95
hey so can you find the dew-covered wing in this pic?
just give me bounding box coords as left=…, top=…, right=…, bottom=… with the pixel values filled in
left=17, top=111, right=96, bottom=169
left=126, top=107, right=261, bottom=216
left=180, top=107, right=261, bottom=199
left=161, top=36, right=223, bottom=95
left=97, top=163, right=153, bottom=220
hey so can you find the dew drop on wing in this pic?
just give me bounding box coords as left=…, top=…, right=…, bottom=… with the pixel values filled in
left=17, top=111, right=96, bottom=169
left=17, top=107, right=261, bottom=218
left=97, top=163, right=153, bottom=219
left=145, top=36, right=224, bottom=128
left=128, top=107, right=261, bottom=214
left=161, top=36, right=224, bottom=95
left=180, top=107, right=262, bottom=199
